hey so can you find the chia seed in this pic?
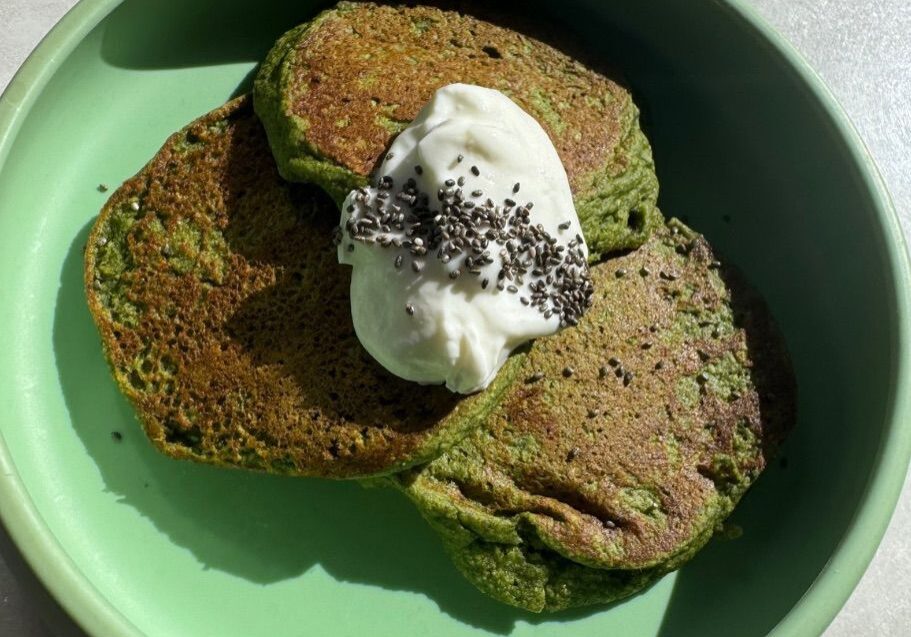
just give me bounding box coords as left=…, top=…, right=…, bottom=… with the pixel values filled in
left=340, top=160, right=594, bottom=326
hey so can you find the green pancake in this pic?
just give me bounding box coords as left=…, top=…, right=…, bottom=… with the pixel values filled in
left=384, top=222, right=796, bottom=611
left=84, top=96, right=522, bottom=478
left=254, top=1, right=662, bottom=258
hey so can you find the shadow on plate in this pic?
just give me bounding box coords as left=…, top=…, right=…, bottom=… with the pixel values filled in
left=97, top=0, right=624, bottom=100
left=653, top=453, right=813, bottom=637
left=98, top=0, right=323, bottom=71
left=55, top=222, right=626, bottom=634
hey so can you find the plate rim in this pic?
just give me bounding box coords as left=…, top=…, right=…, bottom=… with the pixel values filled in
left=0, top=1, right=909, bottom=636
left=0, top=5, right=146, bottom=636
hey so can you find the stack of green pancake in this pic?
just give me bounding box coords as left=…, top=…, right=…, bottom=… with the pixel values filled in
left=84, top=2, right=795, bottom=613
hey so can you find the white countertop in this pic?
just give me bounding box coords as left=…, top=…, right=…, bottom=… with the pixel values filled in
left=1, top=0, right=909, bottom=635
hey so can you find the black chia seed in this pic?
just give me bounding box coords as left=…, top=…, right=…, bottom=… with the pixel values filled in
left=339, top=158, right=594, bottom=326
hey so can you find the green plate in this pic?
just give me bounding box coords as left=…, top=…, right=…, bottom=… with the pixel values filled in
left=0, top=1, right=908, bottom=635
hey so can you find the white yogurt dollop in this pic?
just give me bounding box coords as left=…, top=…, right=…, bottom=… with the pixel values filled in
left=338, top=83, right=589, bottom=394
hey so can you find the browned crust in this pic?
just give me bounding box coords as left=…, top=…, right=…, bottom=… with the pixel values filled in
left=84, top=96, right=519, bottom=478
left=286, top=1, right=633, bottom=191
left=403, top=226, right=796, bottom=569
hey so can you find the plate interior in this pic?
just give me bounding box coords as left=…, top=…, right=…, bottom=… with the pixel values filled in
left=0, top=0, right=900, bottom=635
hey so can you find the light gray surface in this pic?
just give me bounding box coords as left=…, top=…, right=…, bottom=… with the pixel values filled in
left=0, top=0, right=909, bottom=635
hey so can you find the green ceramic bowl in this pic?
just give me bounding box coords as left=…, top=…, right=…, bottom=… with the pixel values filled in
left=0, top=1, right=908, bottom=635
